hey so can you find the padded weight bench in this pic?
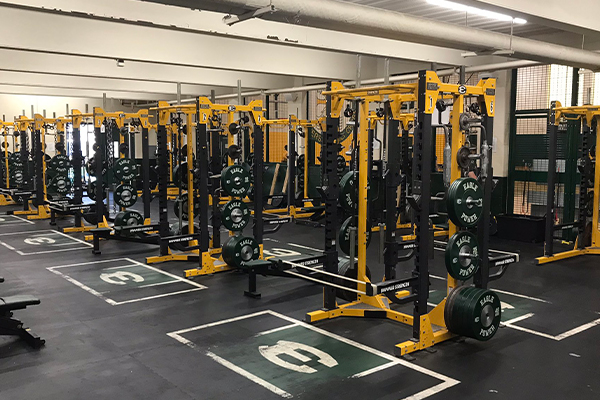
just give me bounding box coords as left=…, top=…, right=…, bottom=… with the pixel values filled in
left=0, top=279, right=45, bottom=348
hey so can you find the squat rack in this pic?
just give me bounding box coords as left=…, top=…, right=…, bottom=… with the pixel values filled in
left=304, top=71, right=498, bottom=356
left=536, top=102, right=600, bottom=264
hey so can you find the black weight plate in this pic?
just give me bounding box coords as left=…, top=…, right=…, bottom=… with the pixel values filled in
left=48, top=154, right=71, bottom=173
left=114, top=210, right=144, bottom=228
left=447, top=177, right=483, bottom=227
left=221, top=165, right=251, bottom=197
left=113, top=158, right=138, bottom=182
left=335, top=259, right=372, bottom=302
left=445, top=231, right=479, bottom=280
left=444, top=286, right=469, bottom=334
left=114, top=183, right=138, bottom=208
left=336, top=155, right=346, bottom=174
left=338, top=171, right=356, bottom=213
left=173, top=192, right=199, bottom=221
left=87, top=180, right=106, bottom=201
left=173, top=162, right=189, bottom=190
left=221, top=200, right=250, bottom=232
left=86, top=158, right=108, bottom=177
left=222, top=235, right=260, bottom=269
left=456, top=146, right=471, bottom=169
left=470, top=289, right=501, bottom=341
left=49, top=174, right=72, bottom=196
left=338, top=216, right=372, bottom=256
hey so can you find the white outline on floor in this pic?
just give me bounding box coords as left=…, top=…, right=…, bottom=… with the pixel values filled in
left=47, top=257, right=206, bottom=305
left=167, top=310, right=459, bottom=399
left=0, top=215, right=35, bottom=225
left=0, top=229, right=92, bottom=255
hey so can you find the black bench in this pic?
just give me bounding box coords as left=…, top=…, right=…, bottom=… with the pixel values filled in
left=0, top=282, right=45, bottom=348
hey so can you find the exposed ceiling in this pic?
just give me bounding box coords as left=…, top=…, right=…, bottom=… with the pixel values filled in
left=339, top=0, right=555, bottom=37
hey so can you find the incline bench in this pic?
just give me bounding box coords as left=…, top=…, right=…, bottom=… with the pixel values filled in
left=0, top=277, right=45, bottom=348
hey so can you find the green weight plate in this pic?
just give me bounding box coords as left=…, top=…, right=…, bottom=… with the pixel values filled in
left=447, top=177, right=483, bottom=227
left=173, top=192, right=199, bottom=221
left=221, top=165, right=251, bottom=197
left=470, top=289, right=501, bottom=341
left=48, top=154, right=71, bottom=173
left=338, top=216, right=372, bottom=256
left=444, top=286, right=468, bottom=334
left=455, top=286, right=479, bottom=337
left=221, top=200, right=250, bottom=232
left=9, top=169, right=24, bottom=186
left=114, top=183, right=138, bottom=208
left=114, top=210, right=144, bottom=228
left=222, top=235, right=260, bottom=269
left=338, top=171, right=356, bottom=212
left=113, top=158, right=138, bottom=182
left=48, top=174, right=72, bottom=196
left=86, top=158, right=108, bottom=177
left=445, top=231, right=479, bottom=280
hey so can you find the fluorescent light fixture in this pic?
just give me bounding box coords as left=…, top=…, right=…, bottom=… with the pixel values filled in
left=426, top=0, right=527, bottom=24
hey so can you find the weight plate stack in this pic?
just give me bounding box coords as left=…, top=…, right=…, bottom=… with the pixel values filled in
left=114, top=183, right=138, bottom=208
left=113, top=158, right=138, bottom=182
left=221, top=165, right=251, bottom=197
left=445, top=231, right=480, bottom=280
left=114, top=210, right=144, bottom=229
left=222, top=235, right=260, bottom=269
left=444, top=286, right=501, bottom=341
left=338, top=171, right=357, bottom=213
left=221, top=200, right=250, bottom=232
left=173, top=192, right=200, bottom=221
left=447, top=177, right=483, bottom=227
left=338, top=216, right=372, bottom=256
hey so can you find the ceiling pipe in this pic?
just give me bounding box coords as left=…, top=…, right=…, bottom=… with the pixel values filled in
left=202, top=0, right=600, bottom=71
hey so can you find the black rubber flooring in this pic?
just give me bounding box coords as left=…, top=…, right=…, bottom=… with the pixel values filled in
left=0, top=207, right=599, bottom=399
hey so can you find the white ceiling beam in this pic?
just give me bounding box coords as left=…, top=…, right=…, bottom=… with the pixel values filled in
left=0, top=85, right=173, bottom=101
left=0, top=49, right=298, bottom=89
left=0, top=70, right=231, bottom=97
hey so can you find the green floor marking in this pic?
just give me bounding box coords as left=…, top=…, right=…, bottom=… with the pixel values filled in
left=211, top=325, right=390, bottom=394
left=75, top=265, right=177, bottom=293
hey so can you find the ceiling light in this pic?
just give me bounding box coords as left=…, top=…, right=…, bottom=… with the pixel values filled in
left=426, top=0, right=527, bottom=24
left=116, top=59, right=125, bottom=67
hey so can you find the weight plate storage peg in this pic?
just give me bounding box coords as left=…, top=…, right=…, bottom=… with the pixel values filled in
left=447, top=177, right=483, bottom=227
left=113, top=158, right=138, bottom=182
left=444, top=286, right=501, bottom=341
left=222, top=235, right=260, bottom=269
left=338, top=216, right=372, bottom=256
left=221, top=200, right=250, bottom=232
left=114, top=183, right=138, bottom=208
left=221, top=165, right=251, bottom=197
left=114, top=210, right=144, bottom=228
left=49, top=175, right=72, bottom=196
left=445, top=231, right=480, bottom=280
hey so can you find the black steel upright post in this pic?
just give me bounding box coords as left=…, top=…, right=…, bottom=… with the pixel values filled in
left=210, top=121, right=222, bottom=248
left=20, top=126, right=29, bottom=189
left=33, top=125, right=43, bottom=207
left=474, top=90, right=495, bottom=290
left=321, top=82, right=340, bottom=310
left=72, top=124, right=83, bottom=226
left=253, top=124, right=264, bottom=243
left=288, top=124, right=296, bottom=209
left=543, top=103, right=558, bottom=257
left=384, top=116, right=401, bottom=280
left=412, top=71, right=434, bottom=339
left=578, top=121, right=592, bottom=249
left=94, top=123, right=104, bottom=227
left=196, top=102, right=210, bottom=254
left=156, top=121, right=170, bottom=255
left=141, top=126, right=151, bottom=219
